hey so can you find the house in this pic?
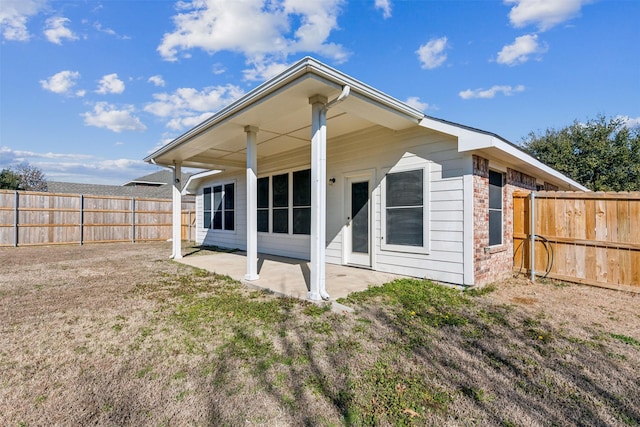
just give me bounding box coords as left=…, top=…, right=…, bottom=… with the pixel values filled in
left=48, top=170, right=193, bottom=199
left=144, top=57, right=587, bottom=300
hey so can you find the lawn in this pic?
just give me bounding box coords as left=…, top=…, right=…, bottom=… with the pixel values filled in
left=0, top=242, right=638, bottom=426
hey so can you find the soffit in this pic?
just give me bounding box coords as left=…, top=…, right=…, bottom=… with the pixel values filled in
left=149, top=73, right=419, bottom=170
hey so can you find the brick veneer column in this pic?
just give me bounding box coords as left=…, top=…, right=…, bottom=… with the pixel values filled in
left=472, top=155, right=537, bottom=286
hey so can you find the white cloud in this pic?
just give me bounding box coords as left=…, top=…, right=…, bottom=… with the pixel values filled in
left=167, top=112, right=215, bottom=131
left=459, top=85, right=526, bottom=100
left=404, top=96, right=429, bottom=112
left=96, top=73, right=125, bottom=94
left=375, top=0, right=392, bottom=19
left=144, top=84, right=244, bottom=130
left=0, top=144, right=158, bottom=184
left=82, top=102, right=146, bottom=132
left=242, top=58, right=290, bottom=82
left=44, top=16, right=78, bottom=44
left=157, top=0, right=347, bottom=80
left=148, top=75, right=165, bottom=87
left=416, top=36, right=449, bottom=70
left=617, top=115, right=640, bottom=129
left=40, top=70, right=85, bottom=96
left=93, top=22, right=130, bottom=39
left=0, top=0, right=46, bottom=41
left=505, top=0, right=588, bottom=31
left=497, top=33, right=547, bottom=66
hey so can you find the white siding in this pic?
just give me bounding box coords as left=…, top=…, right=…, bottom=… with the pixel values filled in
left=325, top=126, right=467, bottom=285
left=194, top=125, right=469, bottom=285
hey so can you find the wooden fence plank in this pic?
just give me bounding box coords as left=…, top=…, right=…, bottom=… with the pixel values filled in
left=0, top=190, right=194, bottom=246
left=513, top=191, right=640, bottom=292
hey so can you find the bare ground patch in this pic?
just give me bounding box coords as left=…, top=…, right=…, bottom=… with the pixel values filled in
left=0, top=243, right=638, bottom=426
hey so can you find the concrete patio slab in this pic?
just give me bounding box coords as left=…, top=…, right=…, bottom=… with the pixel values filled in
left=177, top=250, right=402, bottom=301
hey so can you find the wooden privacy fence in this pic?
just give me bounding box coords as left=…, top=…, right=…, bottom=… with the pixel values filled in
left=514, top=191, right=640, bottom=292
left=0, top=190, right=196, bottom=247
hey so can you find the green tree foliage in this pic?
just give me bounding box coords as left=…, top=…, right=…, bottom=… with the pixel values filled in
left=521, top=115, right=640, bottom=191
left=0, top=168, right=21, bottom=190
left=0, top=163, right=48, bottom=191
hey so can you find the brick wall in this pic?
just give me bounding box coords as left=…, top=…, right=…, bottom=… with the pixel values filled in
left=472, top=155, right=537, bottom=286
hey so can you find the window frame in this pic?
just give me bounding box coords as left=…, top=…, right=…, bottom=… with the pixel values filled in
left=257, top=167, right=312, bottom=237
left=201, top=180, right=236, bottom=233
left=381, top=164, right=430, bottom=254
left=488, top=170, right=504, bottom=247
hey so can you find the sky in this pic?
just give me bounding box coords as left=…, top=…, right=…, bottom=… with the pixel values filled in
left=0, top=0, right=638, bottom=185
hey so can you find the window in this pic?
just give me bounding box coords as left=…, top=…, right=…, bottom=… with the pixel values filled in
left=257, top=177, right=269, bottom=232
left=272, top=173, right=288, bottom=233
left=292, top=169, right=311, bottom=234
left=203, top=187, right=212, bottom=228
left=203, top=182, right=234, bottom=231
left=257, top=168, right=312, bottom=236
left=385, top=169, right=424, bottom=247
left=381, top=165, right=429, bottom=254
left=488, top=170, right=503, bottom=246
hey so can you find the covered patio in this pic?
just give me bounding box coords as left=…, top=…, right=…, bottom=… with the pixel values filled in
left=146, top=57, right=424, bottom=302
left=177, top=249, right=402, bottom=301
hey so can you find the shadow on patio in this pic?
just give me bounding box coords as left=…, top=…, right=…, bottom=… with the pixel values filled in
left=177, top=248, right=401, bottom=301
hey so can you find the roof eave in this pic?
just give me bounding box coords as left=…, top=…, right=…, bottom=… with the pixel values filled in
left=419, top=116, right=589, bottom=192
left=144, top=57, right=424, bottom=166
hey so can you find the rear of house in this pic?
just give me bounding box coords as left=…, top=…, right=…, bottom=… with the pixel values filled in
left=148, top=57, right=586, bottom=298
left=185, top=122, right=583, bottom=288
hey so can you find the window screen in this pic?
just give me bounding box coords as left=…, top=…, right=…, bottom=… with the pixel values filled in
left=203, top=187, right=212, bottom=229
left=293, top=169, right=311, bottom=235
left=272, top=173, right=288, bottom=233
left=257, top=177, right=269, bottom=232
left=385, top=169, right=424, bottom=247
left=488, top=170, right=503, bottom=246
left=203, top=183, right=234, bottom=231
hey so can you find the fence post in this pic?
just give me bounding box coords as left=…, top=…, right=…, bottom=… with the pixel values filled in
left=530, top=192, right=536, bottom=282
left=131, top=197, right=135, bottom=243
left=13, top=191, right=19, bottom=247
left=79, top=194, right=84, bottom=245
left=188, top=209, right=192, bottom=243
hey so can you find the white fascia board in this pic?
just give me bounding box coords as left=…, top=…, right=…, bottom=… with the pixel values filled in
left=182, top=170, right=222, bottom=195
left=144, top=57, right=424, bottom=166
left=419, top=116, right=589, bottom=191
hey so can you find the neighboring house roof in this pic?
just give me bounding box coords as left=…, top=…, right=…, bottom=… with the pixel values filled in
left=48, top=170, right=195, bottom=199
left=145, top=56, right=587, bottom=191
left=122, top=170, right=191, bottom=187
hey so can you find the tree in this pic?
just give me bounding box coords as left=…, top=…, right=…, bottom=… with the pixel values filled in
left=0, top=163, right=48, bottom=191
left=521, top=115, right=640, bottom=191
left=0, top=168, right=21, bottom=190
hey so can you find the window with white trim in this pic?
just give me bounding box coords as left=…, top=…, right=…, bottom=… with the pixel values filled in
left=382, top=165, right=429, bottom=253
left=257, top=168, right=311, bottom=235
left=488, top=170, right=503, bottom=246
left=257, top=177, right=269, bottom=232
left=272, top=173, right=289, bottom=233
left=203, top=182, right=234, bottom=231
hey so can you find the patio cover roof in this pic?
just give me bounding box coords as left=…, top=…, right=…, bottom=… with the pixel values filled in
left=144, top=57, right=425, bottom=171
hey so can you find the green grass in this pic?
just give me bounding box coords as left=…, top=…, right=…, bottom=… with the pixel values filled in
left=121, top=263, right=639, bottom=426
left=609, top=333, right=640, bottom=347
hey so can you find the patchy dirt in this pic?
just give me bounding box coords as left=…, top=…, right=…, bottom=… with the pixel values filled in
left=0, top=242, right=638, bottom=426
left=489, top=276, right=640, bottom=342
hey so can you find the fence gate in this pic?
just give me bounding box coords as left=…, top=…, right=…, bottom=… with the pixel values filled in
left=513, top=191, right=640, bottom=293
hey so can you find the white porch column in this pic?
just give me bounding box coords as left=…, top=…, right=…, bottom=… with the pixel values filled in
left=171, top=161, right=183, bottom=259
left=309, top=95, right=330, bottom=301
left=244, top=125, right=260, bottom=281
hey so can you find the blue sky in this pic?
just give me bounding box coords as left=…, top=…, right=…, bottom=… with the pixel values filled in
left=1, top=0, right=638, bottom=185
